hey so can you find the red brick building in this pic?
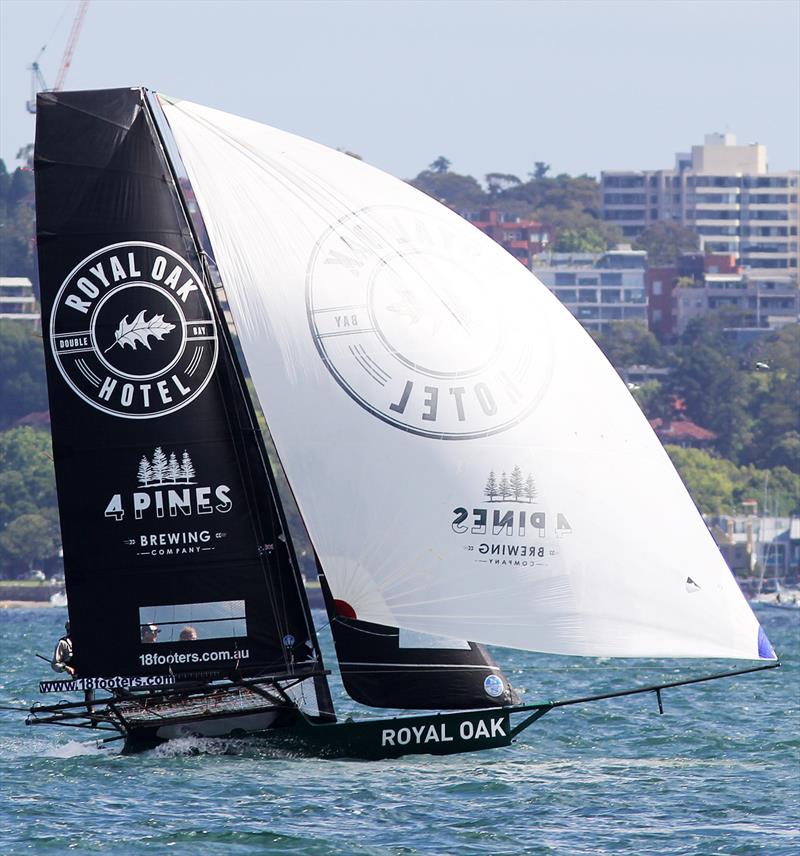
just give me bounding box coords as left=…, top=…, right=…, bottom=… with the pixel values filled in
left=459, top=209, right=551, bottom=267
left=645, top=253, right=741, bottom=341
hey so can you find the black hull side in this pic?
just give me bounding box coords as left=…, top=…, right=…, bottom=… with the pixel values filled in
left=121, top=706, right=536, bottom=759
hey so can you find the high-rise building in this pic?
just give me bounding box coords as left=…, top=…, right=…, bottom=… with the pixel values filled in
left=601, top=134, right=799, bottom=279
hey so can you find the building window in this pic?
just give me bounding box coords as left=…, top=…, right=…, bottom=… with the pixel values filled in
left=554, top=273, right=576, bottom=286
left=578, top=289, right=598, bottom=303
left=652, top=280, right=662, bottom=296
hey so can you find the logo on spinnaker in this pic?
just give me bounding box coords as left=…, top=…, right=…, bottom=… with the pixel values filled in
left=483, top=467, right=538, bottom=503
left=306, top=206, right=553, bottom=439
left=452, top=467, right=572, bottom=568
left=49, top=242, right=218, bottom=418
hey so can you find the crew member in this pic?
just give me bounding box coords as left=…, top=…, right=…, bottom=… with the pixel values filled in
left=51, top=620, right=75, bottom=676
left=51, top=619, right=96, bottom=722
left=141, top=624, right=160, bottom=643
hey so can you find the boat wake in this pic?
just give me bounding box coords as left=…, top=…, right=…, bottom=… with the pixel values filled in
left=0, top=735, right=108, bottom=760
left=45, top=738, right=107, bottom=758
left=150, top=734, right=311, bottom=760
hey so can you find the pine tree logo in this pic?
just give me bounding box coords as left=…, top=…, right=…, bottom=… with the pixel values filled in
left=137, top=446, right=197, bottom=487
left=483, top=466, right=537, bottom=502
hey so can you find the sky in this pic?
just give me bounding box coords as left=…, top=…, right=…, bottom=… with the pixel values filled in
left=1, top=0, right=798, bottom=182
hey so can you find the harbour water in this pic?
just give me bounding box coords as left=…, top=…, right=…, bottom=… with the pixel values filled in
left=1, top=606, right=798, bottom=855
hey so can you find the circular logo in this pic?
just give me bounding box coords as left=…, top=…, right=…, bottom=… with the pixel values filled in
left=50, top=242, right=218, bottom=419
left=483, top=674, right=505, bottom=698
left=306, top=206, right=553, bottom=439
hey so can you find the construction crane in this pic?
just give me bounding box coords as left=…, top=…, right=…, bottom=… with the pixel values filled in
left=27, top=0, right=90, bottom=114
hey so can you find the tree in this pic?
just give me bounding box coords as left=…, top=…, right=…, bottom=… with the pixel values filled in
left=498, top=472, right=510, bottom=500
left=168, top=452, right=180, bottom=483
left=510, top=466, right=524, bottom=500
left=668, top=315, right=752, bottom=460
left=484, top=471, right=498, bottom=502
left=531, top=162, right=550, bottom=180
left=429, top=156, right=451, bottom=174
left=553, top=227, right=607, bottom=253
left=409, top=169, right=486, bottom=206
left=740, top=325, right=800, bottom=469
left=665, top=446, right=800, bottom=516
left=16, top=144, right=34, bottom=169
left=485, top=173, right=521, bottom=198
left=632, top=222, right=699, bottom=265
left=0, top=163, right=36, bottom=281
left=137, top=456, right=152, bottom=486
left=524, top=474, right=537, bottom=503
left=150, top=446, right=168, bottom=483
left=665, top=447, right=736, bottom=514
left=630, top=380, right=676, bottom=422
left=180, top=451, right=196, bottom=483
left=0, top=426, right=57, bottom=531
left=591, top=320, right=666, bottom=368
left=0, top=321, right=48, bottom=428
left=0, top=512, right=60, bottom=570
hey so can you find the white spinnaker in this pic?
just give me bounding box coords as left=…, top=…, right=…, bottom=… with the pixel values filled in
left=161, top=96, right=773, bottom=661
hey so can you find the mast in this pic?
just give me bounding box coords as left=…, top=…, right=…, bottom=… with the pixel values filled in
left=142, top=89, right=334, bottom=712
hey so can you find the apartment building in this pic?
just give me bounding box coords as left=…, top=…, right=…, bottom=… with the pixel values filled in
left=601, top=134, right=799, bottom=279
left=0, top=277, right=39, bottom=326
left=532, top=247, right=647, bottom=333
left=646, top=253, right=798, bottom=340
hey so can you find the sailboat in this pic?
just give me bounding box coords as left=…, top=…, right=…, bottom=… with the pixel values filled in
left=23, top=87, right=778, bottom=757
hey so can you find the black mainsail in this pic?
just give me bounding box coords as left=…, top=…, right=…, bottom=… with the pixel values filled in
left=35, top=88, right=332, bottom=717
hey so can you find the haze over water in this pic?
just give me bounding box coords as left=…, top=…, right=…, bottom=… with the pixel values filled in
left=1, top=607, right=798, bottom=855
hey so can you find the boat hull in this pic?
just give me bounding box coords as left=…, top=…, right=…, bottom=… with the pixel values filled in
left=122, top=706, right=517, bottom=758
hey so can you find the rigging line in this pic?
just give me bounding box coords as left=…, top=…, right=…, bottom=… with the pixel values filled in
left=331, top=619, right=396, bottom=639
left=339, top=663, right=502, bottom=672
left=145, top=92, right=319, bottom=668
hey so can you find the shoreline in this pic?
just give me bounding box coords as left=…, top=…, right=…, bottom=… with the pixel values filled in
left=1, top=600, right=61, bottom=609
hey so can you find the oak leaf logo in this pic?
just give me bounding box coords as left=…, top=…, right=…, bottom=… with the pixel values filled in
left=104, top=310, right=176, bottom=353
